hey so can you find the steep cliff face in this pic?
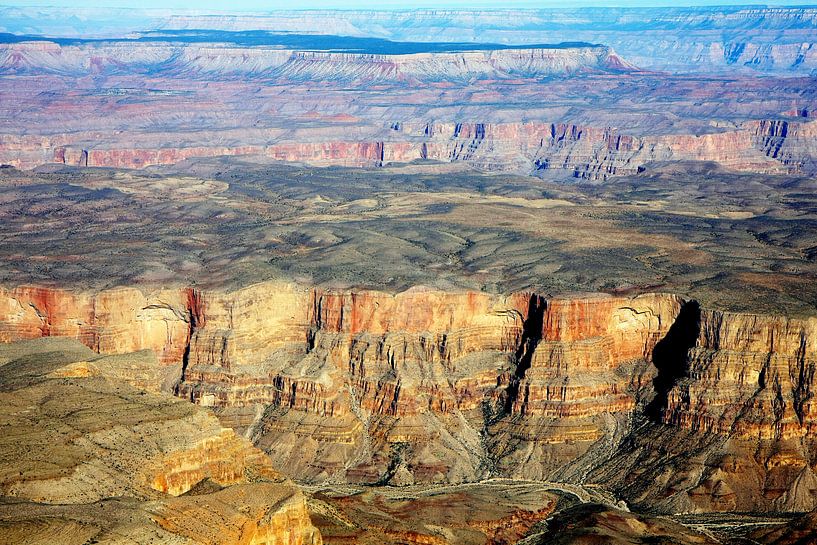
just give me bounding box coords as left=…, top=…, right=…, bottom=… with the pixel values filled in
left=591, top=307, right=817, bottom=514
left=2, top=283, right=817, bottom=513
left=402, top=120, right=808, bottom=179
left=665, top=309, right=817, bottom=440
left=40, top=118, right=816, bottom=177
left=488, top=294, right=683, bottom=479
left=0, top=286, right=190, bottom=368
left=0, top=283, right=683, bottom=485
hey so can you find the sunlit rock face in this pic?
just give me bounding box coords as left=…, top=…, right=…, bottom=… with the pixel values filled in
left=2, top=27, right=817, bottom=179
left=590, top=307, right=817, bottom=514
left=1, top=282, right=817, bottom=514
left=666, top=309, right=817, bottom=440
left=0, top=284, right=679, bottom=485
left=0, top=337, right=322, bottom=545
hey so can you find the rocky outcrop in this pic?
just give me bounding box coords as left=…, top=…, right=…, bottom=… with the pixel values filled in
left=0, top=283, right=684, bottom=486
left=2, top=282, right=817, bottom=513
left=536, top=503, right=719, bottom=545
left=309, top=481, right=558, bottom=545
left=0, top=337, right=322, bottom=545
left=664, top=309, right=817, bottom=440
left=0, top=285, right=191, bottom=368
left=590, top=306, right=817, bottom=514
left=33, top=118, right=816, bottom=177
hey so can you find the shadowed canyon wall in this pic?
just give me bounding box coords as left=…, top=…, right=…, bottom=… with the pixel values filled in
left=1, top=282, right=815, bottom=513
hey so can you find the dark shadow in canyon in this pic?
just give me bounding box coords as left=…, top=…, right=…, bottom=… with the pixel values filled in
left=504, top=294, right=547, bottom=414
left=646, top=300, right=701, bottom=421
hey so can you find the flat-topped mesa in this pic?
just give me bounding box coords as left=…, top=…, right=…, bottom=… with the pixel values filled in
left=0, top=41, right=627, bottom=81
left=663, top=309, right=817, bottom=440
left=276, top=46, right=631, bottom=82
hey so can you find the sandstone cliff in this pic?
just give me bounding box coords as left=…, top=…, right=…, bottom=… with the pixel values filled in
left=589, top=305, right=817, bottom=513
left=2, top=283, right=816, bottom=513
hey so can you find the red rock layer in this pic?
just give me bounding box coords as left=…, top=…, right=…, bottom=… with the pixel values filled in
left=0, top=285, right=190, bottom=366
left=0, top=282, right=691, bottom=485
left=4, top=282, right=817, bottom=500
left=512, top=294, right=683, bottom=418
left=8, top=118, right=812, bottom=177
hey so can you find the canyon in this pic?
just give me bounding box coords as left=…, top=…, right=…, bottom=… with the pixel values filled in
left=0, top=5, right=815, bottom=544
left=0, top=337, right=322, bottom=545
left=0, top=30, right=815, bottom=178
left=3, top=6, right=817, bottom=74
left=0, top=281, right=816, bottom=516
left=0, top=148, right=815, bottom=543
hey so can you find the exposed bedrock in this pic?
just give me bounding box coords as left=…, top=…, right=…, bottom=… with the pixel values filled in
left=38, top=118, right=817, bottom=178
left=0, top=337, right=322, bottom=545
left=1, top=282, right=816, bottom=512
left=591, top=308, right=817, bottom=513
left=0, top=41, right=627, bottom=80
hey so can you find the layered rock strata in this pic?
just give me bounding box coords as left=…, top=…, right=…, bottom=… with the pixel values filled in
left=35, top=118, right=817, bottom=179
left=0, top=284, right=680, bottom=484
left=0, top=41, right=627, bottom=81
left=1, top=282, right=817, bottom=513
left=589, top=305, right=817, bottom=513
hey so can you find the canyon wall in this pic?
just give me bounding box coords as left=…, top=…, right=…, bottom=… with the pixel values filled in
left=32, top=118, right=817, bottom=178
left=591, top=306, right=817, bottom=514
left=1, top=282, right=816, bottom=512
left=154, top=7, right=817, bottom=74
left=5, top=7, right=813, bottom=73
left=4, top=6, right=817, bottom=76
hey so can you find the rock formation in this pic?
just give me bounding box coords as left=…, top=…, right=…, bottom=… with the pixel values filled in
left=310, top=481, right=559, bottom=545
left=2, top=29, right=816, bottom=177
left=0, top=41, right=627, bottom=81
left=533, top=503, right=719, bottom=545
left=0, top=337, right=322, bottom=545
left=1, top=281, right=815, bottom=514
left=7, top=117, right=808, bottom=178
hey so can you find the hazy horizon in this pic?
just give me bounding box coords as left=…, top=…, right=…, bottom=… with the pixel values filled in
left=2, top=1, right=817, bottom=10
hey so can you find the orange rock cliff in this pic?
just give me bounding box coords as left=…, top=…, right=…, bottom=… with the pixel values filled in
left=1, top=282, right=815, bottom=512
